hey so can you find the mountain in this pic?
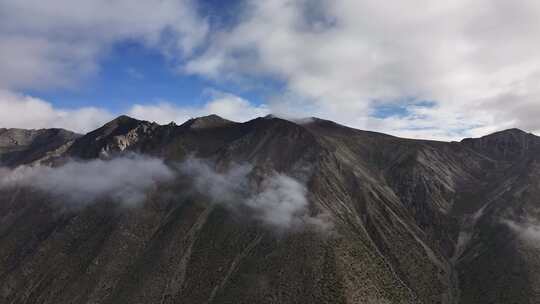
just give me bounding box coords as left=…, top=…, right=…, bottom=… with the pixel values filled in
left=0, top=115, right=539, bottom=304
left=180, top=114, right=236, bottom=130
left=0, top=128, right=80, bottom=166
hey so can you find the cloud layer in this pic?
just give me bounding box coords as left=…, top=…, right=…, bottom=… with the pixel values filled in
left=128, top=91, right=269, bottom=125
left=185, top=0, right=540, bottom=140
left=0, top=89, right=267, bottom=133
left=2, top=1, right=540, bottom=140
left=503, top=218, right=540, bottom=247
left=0, top=155, right=174, bottom=206
left=179, top=157, right=323, bottom=230
left=0, top=0, right=207, bottom=90
left=0, top=90, right=113, bottom=133
left=0, top=155, right=325, bottom=230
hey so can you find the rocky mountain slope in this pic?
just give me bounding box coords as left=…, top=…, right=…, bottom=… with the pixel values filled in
left=0, top=115, right=539, bottom=304
left=0, top=128, right=80, bottom=166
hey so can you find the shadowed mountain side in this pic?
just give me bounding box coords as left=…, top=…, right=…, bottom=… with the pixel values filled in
left=0, top=115, right=539, bottom=304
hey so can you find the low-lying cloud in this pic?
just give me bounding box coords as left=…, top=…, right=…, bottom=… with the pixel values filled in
left=0, top=155, right=174, bottom=206
left=179, top=157, right=326, bottom=231
left=0, top=155, right=327, bottom=231
left=503, top=218, right=540, bottom=246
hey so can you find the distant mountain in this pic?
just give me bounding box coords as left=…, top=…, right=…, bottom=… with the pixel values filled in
left=0, top=115, right=539, bottom=304
left=0, top=127, right=80, bottom=166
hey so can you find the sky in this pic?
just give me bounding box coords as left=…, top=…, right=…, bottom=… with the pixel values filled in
left=0, top=0, right=539, bottom=140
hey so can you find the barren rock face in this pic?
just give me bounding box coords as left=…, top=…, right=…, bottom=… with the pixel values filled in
left=0, top=115, right=539, bottom=304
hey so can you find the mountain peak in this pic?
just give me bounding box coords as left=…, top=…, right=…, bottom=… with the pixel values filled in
left=67, top=115, right=157, bottom=159
left=96, top=115, right=155, bottom=134
left=105, top=115, right=140, bottom=126
left=486, top=128, right=530, bottom=137
left=114, top=114, right=135, bottom=121
left=461, top=127, right=539, bottom=160
left=461, top=128, right=535, bottom=143
left=263, top=114, right=277, bottom=119
left=181, top=114, right=235, bottom=129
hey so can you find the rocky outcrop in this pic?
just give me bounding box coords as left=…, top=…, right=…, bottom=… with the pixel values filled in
left=67, top=115, right=159, bottom=159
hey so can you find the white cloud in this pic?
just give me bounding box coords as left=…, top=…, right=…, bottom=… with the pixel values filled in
left=128, top=91, right=269, bottom=124
left=2, top=1, right=540, bottom=139
left=185, top=0, right=540, bottom=139
left=0, top=153, right=329, bottom=230
left=0, top=89, right=267, bottom=133
left=503, top=218, right=540, bottom=248
left=0, top=155, right=174, bottom=206
left=245, top=174, right=311, bottom=229
left=178, top=157, right=328, bottom=230
left=0, top=90, right=113, bottom=133
left=0, top=0, right=208, bottom=89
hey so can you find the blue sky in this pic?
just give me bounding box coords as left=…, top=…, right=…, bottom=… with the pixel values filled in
left=25, top=40, right=277, bottom=112
left=24, top=0, right=259, bottom=113
left=22, top=0, right=283, bottom=118
left=27, top=41, right=208, bottom=111
left=1, top=0, right=539, bottom=140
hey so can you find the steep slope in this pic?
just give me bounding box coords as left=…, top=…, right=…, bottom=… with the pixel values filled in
left=454, top=130, right=540, bottom=303
left=0, top=115, right=539, bottom=304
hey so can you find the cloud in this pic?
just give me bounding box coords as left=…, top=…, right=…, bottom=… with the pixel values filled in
left=0, top=155, right=328, bottom=230
left=0, top=89, right=267, bottom=133
left=503, top=218, right=540, bottom=246
left=178, top=157, right=327, bottom=230
left=245, top=174, right=312, bottom=229
left=0, top=90, right=113, bottom=133
left=4, top=1, right=540, bottom=139
left=185, top=0, right=540, bottom=140
left=0, top=155, right=174, bottom=206
left=0, top=0, right=208, bottom=90
left=128, top=90, right=269, bottom=124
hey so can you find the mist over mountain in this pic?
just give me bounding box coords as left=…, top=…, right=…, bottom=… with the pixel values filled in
left=0, top=114, right=539, bottom=304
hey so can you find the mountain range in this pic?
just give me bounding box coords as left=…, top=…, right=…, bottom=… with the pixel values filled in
left=1, top=114, right=539, bottom=304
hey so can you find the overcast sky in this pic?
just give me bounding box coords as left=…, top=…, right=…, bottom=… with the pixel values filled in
left=0, top=0, right=539, bottom=140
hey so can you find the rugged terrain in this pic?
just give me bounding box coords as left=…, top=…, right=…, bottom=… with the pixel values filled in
left=0, top=128, right=80, bottom=167
left=0, top=114, right=539, bottom=304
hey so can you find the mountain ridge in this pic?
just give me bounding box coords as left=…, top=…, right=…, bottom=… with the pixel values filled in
left=0, top=115, right=539, bottom=303
left=5, top=114, right=535, bottom=148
